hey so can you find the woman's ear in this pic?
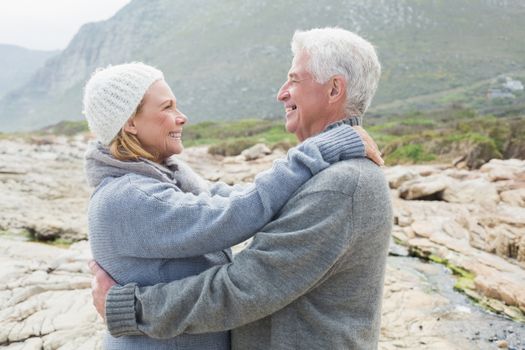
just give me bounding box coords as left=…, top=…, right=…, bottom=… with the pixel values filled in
left=329, top=75, right=346, bottom=103
left=123, top=118, right=138, bottom=135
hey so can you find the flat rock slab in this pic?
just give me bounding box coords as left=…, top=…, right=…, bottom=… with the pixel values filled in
left=0, top=238, right=104, bottom=349
left=0, top=137, right=90, bottom=240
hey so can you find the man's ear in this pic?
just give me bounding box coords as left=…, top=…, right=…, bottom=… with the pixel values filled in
left=328, top=75, right=346, bottom=103
left=123, top=118, right=138, bottom=135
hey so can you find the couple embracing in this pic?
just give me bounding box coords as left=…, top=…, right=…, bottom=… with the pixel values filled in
left=84, top=27, right=392, bottom=350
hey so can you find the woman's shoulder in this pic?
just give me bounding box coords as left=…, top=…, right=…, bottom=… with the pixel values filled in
left=92, top=172, right=182, bottom=205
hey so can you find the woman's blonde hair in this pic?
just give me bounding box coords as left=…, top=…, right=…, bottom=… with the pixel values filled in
left=108, top=100, right=160, bottom=162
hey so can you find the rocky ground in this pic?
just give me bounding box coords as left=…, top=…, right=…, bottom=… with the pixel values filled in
left=0, top=135, right=524, bottom=349
left=0, top=135, right=90, bottom=242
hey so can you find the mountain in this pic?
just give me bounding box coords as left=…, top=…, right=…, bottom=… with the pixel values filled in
left=0, top=44, right=58, bottom=99
left=1, top=0, right=524, bottom=131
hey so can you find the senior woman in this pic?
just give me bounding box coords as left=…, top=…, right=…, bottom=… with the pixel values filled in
left=83, top=62, right=380, bottom=349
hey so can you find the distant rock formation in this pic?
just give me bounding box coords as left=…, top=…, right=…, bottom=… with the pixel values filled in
left=2, top=0, right=525, bottom=131
left=0, top=44, right=58, bottom=100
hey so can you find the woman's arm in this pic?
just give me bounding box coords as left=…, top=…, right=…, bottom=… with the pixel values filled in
left=208, top=181, right=246, bottom=197
left=98, top=124, right=367, bottom=259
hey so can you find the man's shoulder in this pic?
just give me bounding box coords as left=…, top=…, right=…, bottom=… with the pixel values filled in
left=297, top=158, right=387, bottom=197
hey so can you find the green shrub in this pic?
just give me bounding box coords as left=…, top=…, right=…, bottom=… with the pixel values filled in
left=271, top=140, right=295, bottom=151
left=184, top=118, right=296, bottom=150
left=8, top=107, right=521, bottom=166
left=386, top=144, right=436, bottom=164
left=208, top=139, right=257, bottom=156
left=39, top=120, right=89, bottom=136
left=400, top=118, right=435, bottom=127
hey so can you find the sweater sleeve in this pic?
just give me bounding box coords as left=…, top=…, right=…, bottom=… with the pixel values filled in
left=105, top=189, right=355, bottom=337
left=99, top=124, right=363, bottom=259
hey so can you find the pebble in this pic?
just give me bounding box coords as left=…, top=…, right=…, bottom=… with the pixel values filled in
left=497, top=339, right=508, bottom=348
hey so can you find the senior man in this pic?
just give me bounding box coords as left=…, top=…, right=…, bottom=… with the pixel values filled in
left=90, top=27, right=392, bottom=349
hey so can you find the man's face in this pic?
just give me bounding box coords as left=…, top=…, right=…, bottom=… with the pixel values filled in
left=277, top=50, right=331, bottom=141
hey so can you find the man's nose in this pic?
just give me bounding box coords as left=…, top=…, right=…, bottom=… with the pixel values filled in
left=277, top=82, right=290, bottom=101
left=176, top=113, right=188, bottom=125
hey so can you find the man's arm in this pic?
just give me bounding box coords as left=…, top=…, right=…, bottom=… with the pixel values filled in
left=104, top=186, right=357, bottom=338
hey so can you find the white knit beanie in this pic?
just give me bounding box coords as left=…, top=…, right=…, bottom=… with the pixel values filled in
left=82, top=62, right=164, bottom=145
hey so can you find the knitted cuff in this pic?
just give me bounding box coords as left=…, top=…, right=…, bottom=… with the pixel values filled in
left=309, top=125, right=365, bottom=164
left=106, top=283, right=142, bottom=337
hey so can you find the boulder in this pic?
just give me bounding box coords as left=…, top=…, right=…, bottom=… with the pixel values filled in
left=442, top=178, right=500, bottom=207
left=480, top=158, right=525, bottom=182
left=500, top=188, right=525, bottom=207
left=0, top=239, right=104, bottom=348
left=241, top=143, right=272, bottom=161
left=0, top=138, right=89, bottom=241
left=393, top=188, right=525, bottom=317
left=398, top=175, right=450, bottom=200
left=465, top=142, right=502, bottom=169
left=383, top=166, right=419, bottom=189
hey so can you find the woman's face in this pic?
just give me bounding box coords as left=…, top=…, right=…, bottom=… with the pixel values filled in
left=125, top=79, right=188, bottom=162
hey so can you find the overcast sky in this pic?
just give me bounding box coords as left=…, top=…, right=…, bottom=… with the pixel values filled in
left=0, top=0, right=131, bottom=51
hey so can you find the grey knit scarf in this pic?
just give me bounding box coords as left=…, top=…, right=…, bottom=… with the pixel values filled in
left=84, top=141, right=209, bottom=195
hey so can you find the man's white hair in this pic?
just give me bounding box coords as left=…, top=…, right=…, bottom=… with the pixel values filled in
left=291, top=27, right=381, bottom=117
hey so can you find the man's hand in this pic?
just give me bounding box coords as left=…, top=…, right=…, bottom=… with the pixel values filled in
left=88, top=260, right=117, bottom=320
left=353, top=126, right=384, bottom=166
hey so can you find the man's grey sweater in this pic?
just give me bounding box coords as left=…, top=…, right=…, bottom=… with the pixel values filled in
left=106, top=157, right=393, bottom=349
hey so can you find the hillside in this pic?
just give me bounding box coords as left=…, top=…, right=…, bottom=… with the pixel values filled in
left=371, top=70, right=525, bottom=116
left=0, top=44, right=58, bottom=99
left=0, top=0, right=524, bottom=131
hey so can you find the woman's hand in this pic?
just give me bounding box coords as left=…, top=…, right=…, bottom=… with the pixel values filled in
left=353, top=126, right=384, bottom=166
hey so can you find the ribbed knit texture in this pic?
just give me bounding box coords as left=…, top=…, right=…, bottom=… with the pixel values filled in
left=106, top=284, right=137, bottom=335
left=83, top=62, right=163, bottom=145
left=86, top=122, right=365, bottom=349
left=307, top=122, right=365, bottom=163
